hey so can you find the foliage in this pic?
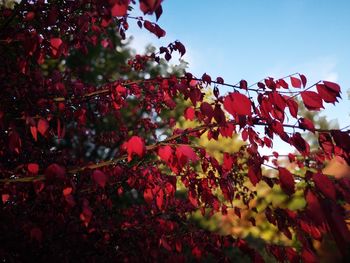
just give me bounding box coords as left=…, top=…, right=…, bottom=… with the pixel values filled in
left=1, top=1, right=350, bottom=262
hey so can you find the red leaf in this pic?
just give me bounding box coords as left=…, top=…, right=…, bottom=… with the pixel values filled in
left=200, top=102, right=213, bottom=121
left=158, top=145, right=172, bottom=162
left=140, top=0, right=162, bottom=14
left=50, top=38, right=62, bottom=49
left=331, top=130, right=350, bottom=152
left=50, top=38, right=62, bottom=56
left=176, top=145, right=198, bottom=166
left=277, top=79, right=289, bottom=89
left=24, top=11, right=35, bottom=21
left=216, top=77, right=224, bottom=84
left=2, top=194, right=9, bottom=204
left=144, top=188, right=153, bottom=204
left=92, top=169, right=107, bottom=188
left=37, top=118, right=49, bottom=136
left=286, top=99, right=298, bottom=118
left=188, top=191, right=198, bottom=207
left=189, top=79, right=197, bottom=87
left=301, top=91, right=323, bottom=111
left=57, top=118, right=65, bottom=139
left=143, top=20, right=165, bottom=38
left=272, top=120, right=284, bottom=136
left=64, top=194, right=76, bottom=207
left=143, top=20, right=154, bottom=32
left=318, top=133, right=334, bottom=155
left=220, top=123, right=235, bottom=137
left=286, top=247, right=300, bottom=263
left=160, top=237, right=172, bottom=251
left=299, top=118, right=315, bottom=133
left=241, top=129, right=248, bottom=141
left=268, top=245, right=285, bottom=262
left=33, top=181, right=44, bottom=194
left=116, top=84, right=127, bottom=96
left=290, top=76, right=301, bottom=88
left=28, top=163, right=39, bottom=174
left=213, top=104, right=225, bottom=125
left=154, top=4, right=163, bottom=21
left=175, top=240, right=182, bottom=252
left=201, top=73, right=211, bottom=84
left=30, top=126, right=38, bottom=141
left=265, top=77, right=275, bottom=89
left=45, top=163, right=65, bottom=180
left=122, top=136, right=145, bottom=162
left=312, top=173, right=336, bottom=201
left=222, top=153, right=233, bottom=170
left=305, top=190, right=325, bottom=225
left=189, top=89, right=203, bottom=106
left=184, top=107, right=195, bottom=121
left=100, top=39, right=109, bottom=48
left=153, top=24, right=166, bottom=38
left=301, top=248, right=317, bottom=263
left=323, top=80, right=341, bottom=93
left=240, top=79, right=248, bottom=90
left=111, top=0, right=130, bottom=17
left=165, top=182, right=175, bottom=196
left=327, top=204, right=350, bottom=247
left=9, top=131, right=21, bottom=154
left=63, top=187, right=73, bottom=196
left=300, top=74, right=307, bottom=87
left=278, top=167, right=295, bottom=195
left=223, top=92, right=252, bottom=116
left=271, top=92, right=286, bottom=111
left=80, top=206, right=93, bottom=227
left=174, top=41, right=186, bottom=57
left=30, top=227, right=43, bottom=242
left=248, top=165, right=262, bottom=186
left=316, top=84, right=339, bottom=103
left=192, top=246, right=202, bottom=259
left=156, top=188, right=164, bottom=209
left=290, top=132, right=310, bottom=155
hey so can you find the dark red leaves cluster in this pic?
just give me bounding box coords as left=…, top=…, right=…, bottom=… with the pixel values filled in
left=143, top=20, right=166, bottom=38
left=0, top=1, right=349, bottom=262
left=299, top=80, right=341, bottom=111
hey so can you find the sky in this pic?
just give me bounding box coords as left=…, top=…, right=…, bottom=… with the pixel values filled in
left=127, top=1, right=350, bottom=146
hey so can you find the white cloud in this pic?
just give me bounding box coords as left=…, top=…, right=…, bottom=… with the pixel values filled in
left=266, top=56, right=339, bottom=84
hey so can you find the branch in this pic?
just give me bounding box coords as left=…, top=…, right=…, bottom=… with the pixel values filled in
left=51, top=74, right=306, bottom=103
left=0, top=125, right=210, bottom=183
left=1, top=117, right=343, bottom=184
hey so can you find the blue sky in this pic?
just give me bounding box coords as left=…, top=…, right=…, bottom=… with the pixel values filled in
left=128, top=0, right=350, bottom=130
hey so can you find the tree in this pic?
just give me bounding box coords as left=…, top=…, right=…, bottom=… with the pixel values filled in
left=1, top=1, right=350, bottom=262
